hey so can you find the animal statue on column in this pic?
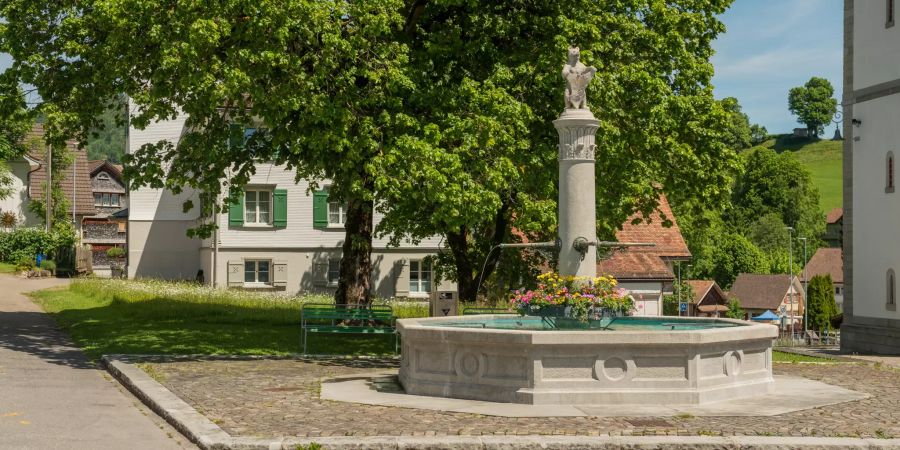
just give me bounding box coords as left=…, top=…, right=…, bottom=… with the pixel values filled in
left=562, top=46, right=597, bottom=110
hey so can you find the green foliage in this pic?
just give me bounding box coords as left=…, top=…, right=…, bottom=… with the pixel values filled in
left=40, top=259, right=56, bottom=272
left=106, top=247, right=126, bottom=258
left=706, top=233, right=768, bottom=289
left=806, top=275, right=838, bottom=332
left=772, top=350, right=835, bottom=363
left=750, top=124, right=768, bottom=146
left=14, top=255, right=34, bottom=271
left=86, top=98, right=127, bottom=163
left=30, top=278, right=429, bottom=359
left=761, top=135, right=843, bottom=213
left=719, top=97, right=752, bottom=150
left=0, top=0, right=739, bottom=304
left=0, top=227, right=73, bottom=263
left=725, top=298, right=745, bottom=320
left=729, top=147, right=824, bottom=249
left=788, top=77, right=838, bottom=137
left=662, top=280, right=695, bottom=316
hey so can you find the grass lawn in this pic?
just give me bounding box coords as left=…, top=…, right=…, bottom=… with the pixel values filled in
left=761, top=135, right=843, bottom=213
left=30, top=278, right=429, bottom=359
left=0, top=262, right=17, bottom=274
left=772, top=350, right=837, bottom=363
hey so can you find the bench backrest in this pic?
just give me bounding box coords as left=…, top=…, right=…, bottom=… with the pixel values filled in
left=302, top=303, right=394, bottom=323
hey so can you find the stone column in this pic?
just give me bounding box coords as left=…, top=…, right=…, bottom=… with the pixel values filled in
left=554, top=108, right=599, bottom=278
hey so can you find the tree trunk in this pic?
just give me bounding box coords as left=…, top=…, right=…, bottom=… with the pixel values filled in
left=335, top=188, right=374, bottom=307
left=447, top=198, right=512, bottom=303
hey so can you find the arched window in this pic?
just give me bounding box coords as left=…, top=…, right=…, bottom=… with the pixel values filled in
left=887, top=152, right=895, bottom=193
left=888, top=269, right=896, bottom=310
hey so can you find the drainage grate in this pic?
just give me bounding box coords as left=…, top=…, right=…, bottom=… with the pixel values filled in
left=626, top=419, right=674, bottom=428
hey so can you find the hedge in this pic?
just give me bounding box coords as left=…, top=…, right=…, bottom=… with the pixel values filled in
left=0, top=228, right=71, bottom=263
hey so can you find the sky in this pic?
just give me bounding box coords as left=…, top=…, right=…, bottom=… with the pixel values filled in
left=711, top=0, right=843, bottom=135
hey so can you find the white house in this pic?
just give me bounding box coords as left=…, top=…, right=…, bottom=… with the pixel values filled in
left=127, top=113, right=452, bottom=298
left=843, top=0, right=900, bottom=353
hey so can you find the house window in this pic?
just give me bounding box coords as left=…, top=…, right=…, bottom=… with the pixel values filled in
left=244, top=190, right=272, bottom=224
left=889, top=0, right=896, bottom=27
left=97, top=172, right=110, bottom=181
left=409, top=260, right=432, bottom=295
left=328, top=201, right=346, bottom=226
left=94, top=193, right=102, bottom=206
left=835, top=286, right=842, bottom=295
left=327, top=259, right=340, bottom=286
left=94, top=193, right=121, bottom=207
left=888, top=152, right=895, bottom=193
left=244, top=260, right=271, bottom=285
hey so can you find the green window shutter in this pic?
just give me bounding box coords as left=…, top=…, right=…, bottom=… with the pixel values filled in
left=312, top=190, right=328, bottom=229
left=228, top=192, right=244, bottom=227
left=273, top=189, right=287, bottom=228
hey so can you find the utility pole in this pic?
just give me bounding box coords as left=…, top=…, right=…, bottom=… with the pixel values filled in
left=677, top=262, right=682, bottom=317
left=799, top=237, right=808, bottom=338
left=45, top=144, right=52, bottom=232
left=785, top=226, right=795, bottom=345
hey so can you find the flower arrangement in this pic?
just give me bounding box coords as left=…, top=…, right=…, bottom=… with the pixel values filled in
left=509, top=272, right=634, bottom=322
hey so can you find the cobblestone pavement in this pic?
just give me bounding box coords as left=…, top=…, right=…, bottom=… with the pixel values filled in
left=144, top=358, right=900, bottom=439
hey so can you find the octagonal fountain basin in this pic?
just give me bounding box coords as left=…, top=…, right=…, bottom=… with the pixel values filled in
left=397, top=315, right=778, bottom=405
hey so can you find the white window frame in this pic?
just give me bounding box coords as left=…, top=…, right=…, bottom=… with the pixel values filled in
left=409, top=259, right=432, bottom=297
left=244, top=189, right=273, bottom=226
left=327, top=200, right=346, bottom=227
left=327, top=259, right=340, bottom=286
left=97, top=172, right=110, bottom=181
left=244, top=259, right=272, bottom=286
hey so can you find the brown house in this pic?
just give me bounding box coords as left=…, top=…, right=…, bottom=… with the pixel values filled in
left=83, top=160, right=128, bottom=271
left=685, top=280, right=729, bottom=317
left=598, top=194, right=692, bottom=316
left=25, top=123, right=95, bottom=234
left=823, top=207, right=843, bottom=248
left=729, top=274, right=805, bottom=327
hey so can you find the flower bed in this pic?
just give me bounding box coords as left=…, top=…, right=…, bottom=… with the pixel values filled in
left=509, top=272, right=634, bottom=322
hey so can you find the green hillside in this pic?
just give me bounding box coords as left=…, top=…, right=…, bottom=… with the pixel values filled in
left=760, top=135, right=843, bottom=213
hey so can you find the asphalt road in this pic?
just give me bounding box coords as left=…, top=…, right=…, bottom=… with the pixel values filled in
left=0, top=274, right=194, bottom=449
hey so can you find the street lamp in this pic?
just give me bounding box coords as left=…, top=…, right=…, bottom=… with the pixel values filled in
left=798, top=237, right=808, bottom=338
left=785, top=226, right=795, bottom=345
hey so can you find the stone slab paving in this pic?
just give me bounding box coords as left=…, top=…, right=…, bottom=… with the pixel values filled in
left=141, top=357, right=900, bottom=440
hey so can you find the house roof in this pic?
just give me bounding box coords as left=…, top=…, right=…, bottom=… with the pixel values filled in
left=25, top=123, right=96, bottom=216
left=729, top=273, right=797, bottom=310
left=826, top=207, right=843, bottom=224
left=597, top=194, right=690, bottom=280
left=804, top=247, right=843, bottom=284
left=685, top=279, right=729, bottom=306
left=89, top=160, right=124, bottom=180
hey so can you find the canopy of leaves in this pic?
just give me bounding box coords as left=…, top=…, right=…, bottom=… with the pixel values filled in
left=725, top=298, right=745, bottom=319
left=788, top=77, right=838, bottom=136
left=706, top=232, right=767, bottom=289
left=86, top=98, right=127, bottom=163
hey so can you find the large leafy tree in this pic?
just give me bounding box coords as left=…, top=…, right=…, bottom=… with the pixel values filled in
left=719, top=97, right=751, bottom=150
left=378, top=1, right=738, bottom=300
left=788, top=77, right=838, bottom=137
left=1, top=0, right=737, bottom=304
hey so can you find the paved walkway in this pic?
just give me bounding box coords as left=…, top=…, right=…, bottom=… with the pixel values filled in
left=0, top=274, right=193, bottom=450
left=146, top=357, right=900, bottom=439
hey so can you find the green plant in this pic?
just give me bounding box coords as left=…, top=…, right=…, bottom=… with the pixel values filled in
left=106, top=247, right=126, bottom=259
left=296, top=443, right=322, bottom=450
left=39, top=259, right=56, bottom=273
left=875, top=429, right=892, bottom=439
left=14, top=255, right=34, bottom=271
left=725, top=298, right=746, bottom=320
left=0, top=211, right=17, bottom=228
left=0, top=227, right=73, bottom=264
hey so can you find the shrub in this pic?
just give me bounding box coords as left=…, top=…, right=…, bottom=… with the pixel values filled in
left=106, top=247, right=126, bottom=258
left=40, top=259, right=56, bottom=273
left=0, top=211, right=18, bottom=228
left=15, top=255, right=34, bottom=271
left=0, top=227, right=73, bottom=263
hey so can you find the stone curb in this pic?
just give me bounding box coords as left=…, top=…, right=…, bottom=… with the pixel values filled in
left=102, top=355, right=900, bottom=450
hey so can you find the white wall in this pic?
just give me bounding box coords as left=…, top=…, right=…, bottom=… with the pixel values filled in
left=851, top=93, right=900, bottom=321
left=0, top=158, right=41, bottom=227
left=853, top=2, right=900, bottom=89
left=619, top=280, right=664, bottom=316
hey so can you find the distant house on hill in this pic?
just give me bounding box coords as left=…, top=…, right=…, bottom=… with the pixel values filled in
left=729, top=274, right=804, bottom=328
left=804, top=247, right=843, bottom=312
left=824, top=207, right=843, bottom=248
left=597, top=194, right=691, bottom=316
left=685, top=280, right=728, bottom=317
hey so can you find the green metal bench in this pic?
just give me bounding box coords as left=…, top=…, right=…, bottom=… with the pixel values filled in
left=461, top=307, right=516, bottom=315
left=300, top=303, right=397, bottom=354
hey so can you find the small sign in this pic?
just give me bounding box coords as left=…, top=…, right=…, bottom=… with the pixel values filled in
left=679, top=302, right=688, bottom=313
left=780, top=305, right=787, bottom=314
